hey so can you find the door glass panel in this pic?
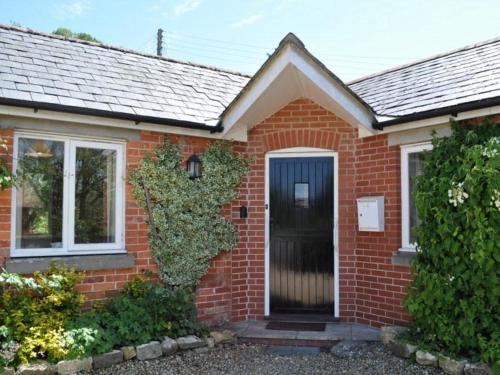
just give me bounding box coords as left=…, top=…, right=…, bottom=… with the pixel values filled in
left=408, top=152, right=424, bottom=243
left=294, top=183, right=309, bottom=208
left=74, top=147, right=116, bottom=244
left=16, top=138, right=64, bottom=249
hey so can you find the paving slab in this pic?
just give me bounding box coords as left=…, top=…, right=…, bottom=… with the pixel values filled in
left=229, top=320, right=380, bottom=346
left=266, top=345, right=321, bottom=356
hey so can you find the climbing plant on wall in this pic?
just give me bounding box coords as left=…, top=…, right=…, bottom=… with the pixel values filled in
left=130, top=139, right=250, bottom=290
left=404, top=120, right=500, bottom=364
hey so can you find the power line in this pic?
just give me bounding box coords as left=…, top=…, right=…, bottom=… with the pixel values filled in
left=166, top=43, right=394, bottom=71
left=164, top=29, right=418, bottom=61
left=140, top=29, right=414, bottom=78
left=141, top=28, right=418, bottom=68
left=167, top=47, right=262, bottom=67
left=166, top=37, right=271, bottom=58
left=165, top=30, right=273, bottom=51
left=167, top=48, right=382, bottom=77
left=137, top=34, right=156, bottom=53
left=168, top=40, right=394, bottom=68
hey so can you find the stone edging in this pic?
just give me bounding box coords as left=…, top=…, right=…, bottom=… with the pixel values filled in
left=380, top=326, right=493, bottom=375
left=0, top=330, right=236, bottom=375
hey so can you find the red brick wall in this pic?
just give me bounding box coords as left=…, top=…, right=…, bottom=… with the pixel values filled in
left=231, top=98, right=414, bottom=326
left=0, top=98, right=421, bottom=328
left=0, top=129, right=13, bottom=267
left=354, top=135, right=412, bottom=326
left=0, top=128, right=236, bottom=322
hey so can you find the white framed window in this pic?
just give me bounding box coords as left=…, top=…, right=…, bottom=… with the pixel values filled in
left=11, top=133, right=125, bottom=257
left=400, top=143, right=433, bottom=251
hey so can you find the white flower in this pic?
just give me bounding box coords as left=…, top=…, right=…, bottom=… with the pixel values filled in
left=482, top=148, right=499, bottom=158
left=482, top=137, right=500, bottom=158
left=448, top=181, right=469, bottom=207
left=491, top=189, right=500, bottom=212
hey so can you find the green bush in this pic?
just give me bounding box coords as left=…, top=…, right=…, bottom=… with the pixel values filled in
left=0, top=266, right=85, bottom=364
left=0, top=269, right=206, bottom=364
left=404, top=120, right=500, bottom=364
left=67, top=274, right=206, bottom=355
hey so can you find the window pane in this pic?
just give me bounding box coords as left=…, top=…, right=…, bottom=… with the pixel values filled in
left=408, top=152, right=424, bottom=243
left=295, top=183, right=309, bottom=208
left=74, top=147, right=116, bottom=244
left=16, top=138, right=64, bottom=249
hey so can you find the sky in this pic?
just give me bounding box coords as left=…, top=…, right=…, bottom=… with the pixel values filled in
left=1, top=0, right=500, bottom=81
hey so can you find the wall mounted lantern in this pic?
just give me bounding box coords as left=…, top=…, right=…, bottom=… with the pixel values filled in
left=186, top=154, right=202, bottom=179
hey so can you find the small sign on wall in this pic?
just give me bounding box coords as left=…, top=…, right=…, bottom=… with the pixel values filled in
left=356, top=196, right=384, bottom=232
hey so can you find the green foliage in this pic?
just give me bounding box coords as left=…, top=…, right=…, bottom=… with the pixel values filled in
left=0, top=325, right=17, bottom=370
left=0, top=269, right=206, bottom=364
left=0, top=137, right=13, bottom=190
left=129, top=139, right=250, bottom=289
left=0, top=266, right=85, bottom=364
left=404, top=120, right=500, bottom=364
left=52, top=27, right=101, bottom=43
left=68, top=274, right=206, bottom=355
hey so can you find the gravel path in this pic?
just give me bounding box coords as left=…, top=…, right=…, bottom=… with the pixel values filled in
left=87, top=342, right=443, bottom=375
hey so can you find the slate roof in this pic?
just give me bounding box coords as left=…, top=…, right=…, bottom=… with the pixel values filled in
left=0, top=25, right=250, bottom=128
left=1, top=25, right=500, bottom=130
left=349, top=37, right=500, bottom=123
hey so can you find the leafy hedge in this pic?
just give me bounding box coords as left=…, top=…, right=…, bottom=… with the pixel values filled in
left=0, top=268, right=205, bottom=367
left=404, top=120, right=500, bottom=364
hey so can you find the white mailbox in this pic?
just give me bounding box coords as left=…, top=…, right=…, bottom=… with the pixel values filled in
left=357, top=196, right=384, bottom=232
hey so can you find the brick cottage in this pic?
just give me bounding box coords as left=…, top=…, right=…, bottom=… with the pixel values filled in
left=1, top=25, right=499, bottom=328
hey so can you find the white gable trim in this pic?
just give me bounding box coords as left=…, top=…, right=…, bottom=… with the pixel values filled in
left=288, top=48, right=374, bottom=130
left=221, top=44, right=376, bottom=139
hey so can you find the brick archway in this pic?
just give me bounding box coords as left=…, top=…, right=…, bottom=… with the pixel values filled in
left=263, top=129, right=341, bottom=152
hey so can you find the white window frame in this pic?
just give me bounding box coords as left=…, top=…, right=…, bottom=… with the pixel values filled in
left=400, top=142, right=433, bottom=252
left=11, top=132, right=126, bottom=257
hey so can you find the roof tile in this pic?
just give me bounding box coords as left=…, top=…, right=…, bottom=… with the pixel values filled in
left=0, top=26, right=250, bottom=126
left=349, top=38, right=500, bottom=121
left=2, top=26, right=500, bottom=128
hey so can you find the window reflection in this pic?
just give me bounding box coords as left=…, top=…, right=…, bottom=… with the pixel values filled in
left=295, top=183, right=309, bottom=208
left=16, top=138, right=64, bottom=249
left=74, top=147, right=116, bottom=244
left=408, top=152, right=424, bottom=244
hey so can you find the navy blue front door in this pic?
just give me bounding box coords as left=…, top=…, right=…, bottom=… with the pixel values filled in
left=269, top=157, right=334, bottom=314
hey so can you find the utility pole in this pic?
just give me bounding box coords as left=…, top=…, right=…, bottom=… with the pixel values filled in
left=157, top=28, right=164, bottom=56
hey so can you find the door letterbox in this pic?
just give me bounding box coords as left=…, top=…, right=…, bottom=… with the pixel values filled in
left=356, top=196, right=384, bottom=232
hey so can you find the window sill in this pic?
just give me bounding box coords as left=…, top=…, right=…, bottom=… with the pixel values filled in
left=4, top=253, right=135, bottom=274
left=391, top=249, right=416, bottom=267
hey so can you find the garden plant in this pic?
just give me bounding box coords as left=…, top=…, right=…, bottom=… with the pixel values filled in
left=405, top=120, right=500, bottom=365
left=0, top=268, right=205, bottom=368
left=129, top=139, right=250, bottom=289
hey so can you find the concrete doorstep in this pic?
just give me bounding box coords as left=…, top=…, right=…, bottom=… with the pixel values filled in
left=229, top=320, right=380, bottom=347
